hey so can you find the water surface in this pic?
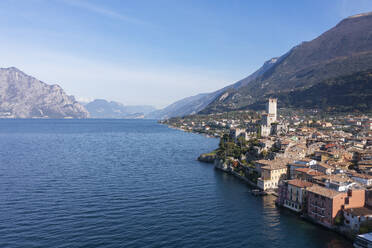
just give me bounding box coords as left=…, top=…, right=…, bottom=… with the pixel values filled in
left=0, top=119, right=352, bottom=248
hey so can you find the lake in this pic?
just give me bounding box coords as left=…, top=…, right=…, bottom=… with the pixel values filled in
left=0, top=119, right=352, bottom=248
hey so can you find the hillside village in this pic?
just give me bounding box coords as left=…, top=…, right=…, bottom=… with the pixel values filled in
left=161, top=100, right=372, bottom=239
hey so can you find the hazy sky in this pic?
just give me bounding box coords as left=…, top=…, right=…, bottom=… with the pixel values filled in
left=0, top=0, right=371, bottom=108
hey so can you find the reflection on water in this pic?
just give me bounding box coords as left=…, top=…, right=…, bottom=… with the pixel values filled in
left=0, top=119, right=353, bottom=248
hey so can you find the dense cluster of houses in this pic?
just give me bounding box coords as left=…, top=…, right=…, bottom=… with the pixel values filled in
left=275, top=159, right=371, bottom=231
left=224, top=101, right=372, bottom=235
left=164, top=99, right=372, bottom=239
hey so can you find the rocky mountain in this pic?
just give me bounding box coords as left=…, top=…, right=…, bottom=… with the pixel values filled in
left=0, top=67, right=89, bottom=118
left=200, top=12, right=372, bottom=114
left=85, top=99, right=156, bottom=118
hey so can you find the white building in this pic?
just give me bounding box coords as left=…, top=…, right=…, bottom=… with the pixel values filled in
left=344, top=207, right=372, bottom=231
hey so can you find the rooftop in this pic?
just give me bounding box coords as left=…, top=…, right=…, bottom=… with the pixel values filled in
left=287, top=179, right=313, bottom=188
left=313, top=174, right=352, bottom=183
left=316, top=162, right=333, bottom=169
left=256, top=159, right=290, bottom=169
left=306, top=185, right=341, bottom=198
left=295, top=168, right=325, bottom=176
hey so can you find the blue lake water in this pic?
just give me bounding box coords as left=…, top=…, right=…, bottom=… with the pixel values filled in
left=0, top=119, right=352, bottom=248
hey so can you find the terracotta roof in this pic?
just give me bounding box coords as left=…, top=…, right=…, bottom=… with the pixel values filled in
left=295, top=168, right=311, bottom=173
left=325, top=144, right=337, bottom=149
left=287, top=179, right=313, bottom=188
left=307, top=170, right=325, bottom=176
left=306, top=185, right=341, bottom=198
left=262, top=164, right=287, bottom=170
left=295, top=168, right=324, bottom=176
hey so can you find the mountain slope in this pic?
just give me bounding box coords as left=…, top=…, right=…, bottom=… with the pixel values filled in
left=282, top=69, right=372, bottom=112
left=0, top=67, right=89, bottom=118
left=148, top=54, right=282, bottom=119
left=200, top=12, right=372, bottom=114
left=85, top=99, right=156, bottom=118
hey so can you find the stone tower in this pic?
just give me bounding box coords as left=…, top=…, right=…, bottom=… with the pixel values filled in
left=261, top=98, right=278, bottom=137
left=266, top=98, right=277, bottom=126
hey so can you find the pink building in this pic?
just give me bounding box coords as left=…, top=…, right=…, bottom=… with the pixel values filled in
left=277, top=179, right=313, bottom=213
left=307, top=186, right=365, bottom=227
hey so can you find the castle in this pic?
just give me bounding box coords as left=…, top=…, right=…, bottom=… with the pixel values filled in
left=261, top=98, right=287, bottom=137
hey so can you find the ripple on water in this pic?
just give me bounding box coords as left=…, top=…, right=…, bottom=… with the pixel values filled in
left=0, top=119, right=352, bottom=248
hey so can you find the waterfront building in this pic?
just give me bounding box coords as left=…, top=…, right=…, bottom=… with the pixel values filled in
left=306, top=186, right=365, bottom=227
left=277, top=179, right=313, bottom=212
left=257, top=160, right=288, bottom=191
left=343, top=207, right=372, bottom=231
left=254, top=159, right=273, bottom=174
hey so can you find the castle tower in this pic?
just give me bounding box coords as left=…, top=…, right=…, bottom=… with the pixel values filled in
left=266, top=98, right=277, bottom=125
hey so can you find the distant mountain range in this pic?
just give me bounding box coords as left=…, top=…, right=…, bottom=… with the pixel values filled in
left=0, top=67, right=89, bottom=118
left=84, top=99, right=156, bottom=119
left=146, top=56, right=281, bottom=119
left=2, top=12, right=371, bottom=119
left=0, top=67, right=156, bottom=119
left=154, top=12, right=372, bottom=118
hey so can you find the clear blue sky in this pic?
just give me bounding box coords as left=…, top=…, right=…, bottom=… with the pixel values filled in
left=0, top=0, right=371, bottom=108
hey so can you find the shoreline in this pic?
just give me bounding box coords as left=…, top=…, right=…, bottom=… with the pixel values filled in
left=212, top=159, right=355, bottom=244
left=166, top=122, right=361, bottom=245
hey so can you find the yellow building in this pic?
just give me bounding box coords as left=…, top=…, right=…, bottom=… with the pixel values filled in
left=257, top=161, right=288, bottom=191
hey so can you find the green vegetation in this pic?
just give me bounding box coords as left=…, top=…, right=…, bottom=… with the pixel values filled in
left=217, top=134, right=248, bottom=159
left=277, top=70, right=372, bottom=112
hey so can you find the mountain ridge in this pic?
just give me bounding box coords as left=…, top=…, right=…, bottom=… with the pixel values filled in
left=85, top=99, right=156, bottom=119
left=147, top=53, right=282, bottom=119
left=199, top=12, right=372, bottom=114
left=0, top=67, right=89, bottom=118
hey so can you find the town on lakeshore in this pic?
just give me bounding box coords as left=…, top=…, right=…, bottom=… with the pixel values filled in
left=161, top=99, right=372, bottom=245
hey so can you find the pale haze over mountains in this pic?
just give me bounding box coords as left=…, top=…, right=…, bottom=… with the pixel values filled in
left=1, top=12, right=372, bottom=119
left=1, top=0, right=372, bottom=110
left=150, top=12, right=372, bottom=118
